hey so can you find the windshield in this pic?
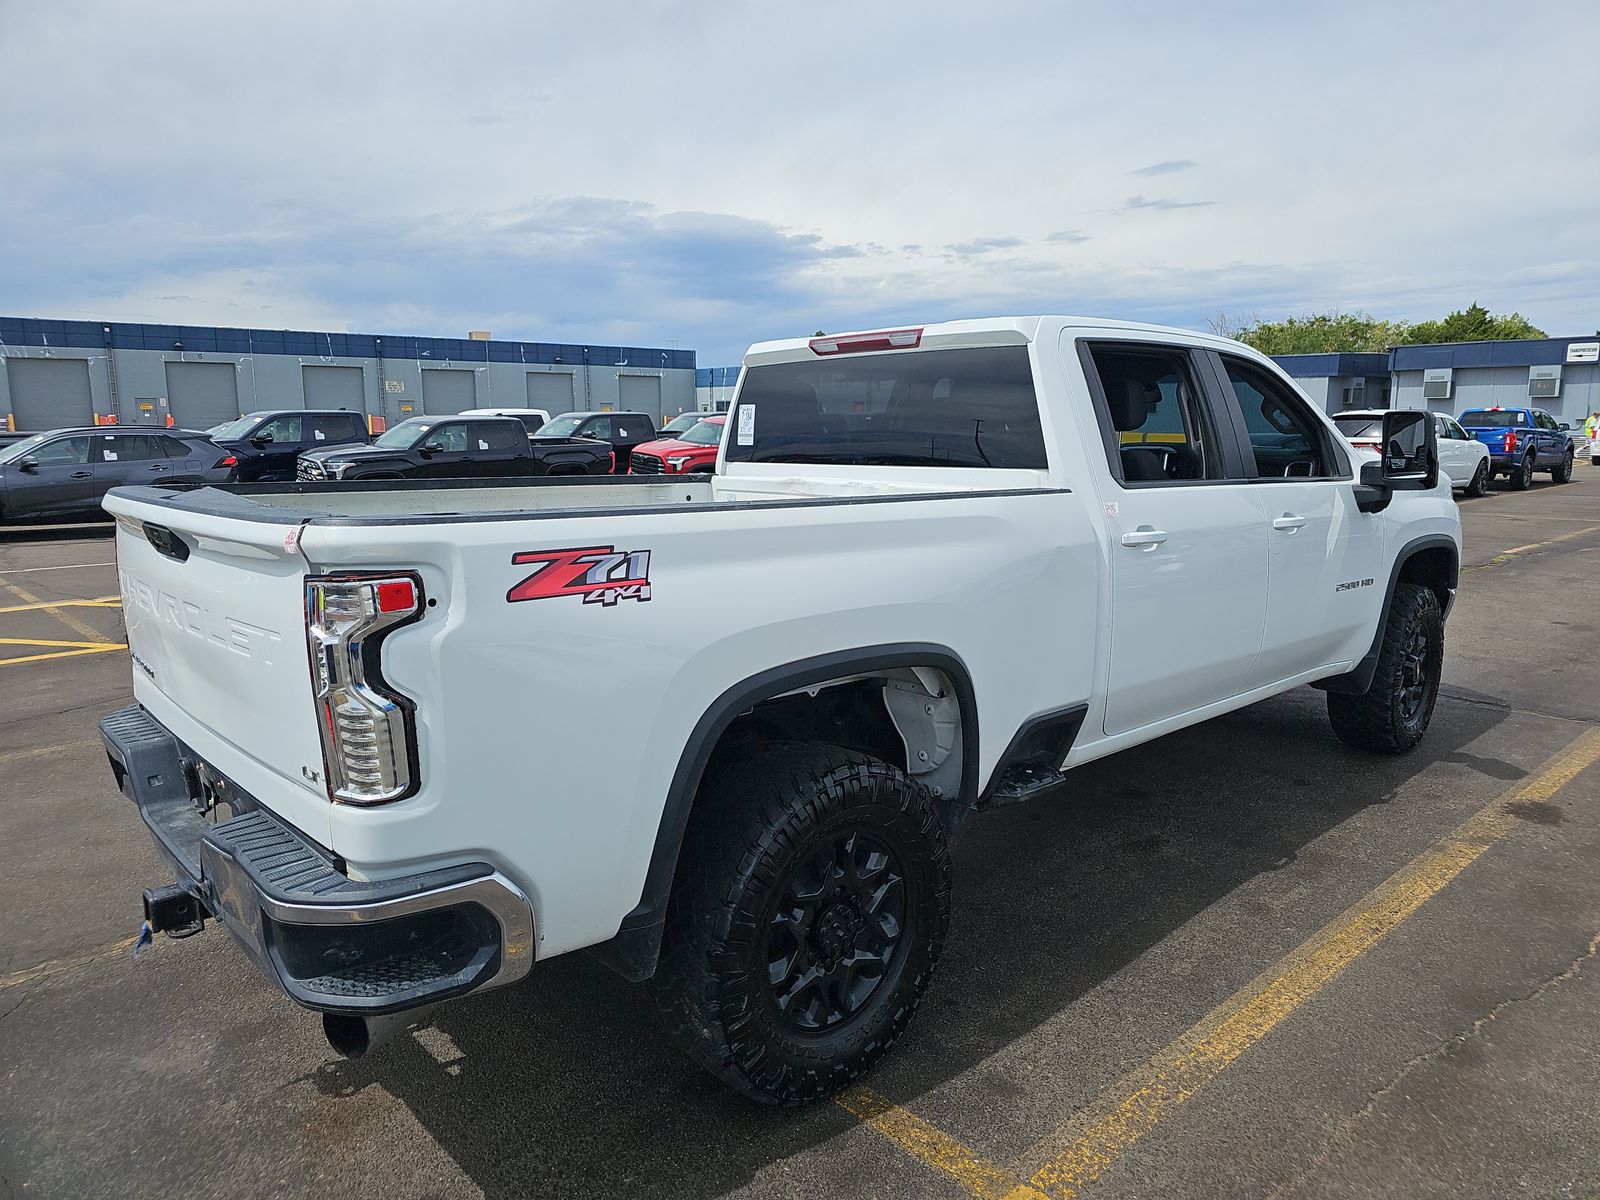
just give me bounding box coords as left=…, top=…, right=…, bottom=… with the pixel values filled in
left=1459, top=409, right=1527, bottom=428
left=0, top=433, right=53, bottom=464
left=210, top=413, right=266, bottom=440
left=1332, top=417, right=1384, bottom=439
left=677, top=420, right=725, bottom=446
left=534, top=414, right=585, bottom=438
left=372, top=417, right=434, bottom=449
left=662, top=413, right=704, bottom=434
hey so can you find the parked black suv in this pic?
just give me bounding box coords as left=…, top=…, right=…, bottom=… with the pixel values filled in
left=296, top=415, right=612, bottom=481
left=0, top=428, right=234, bottom=524
left=534, top=411, right=659, bottom=473
left=209, top=410, right=369, bottom=482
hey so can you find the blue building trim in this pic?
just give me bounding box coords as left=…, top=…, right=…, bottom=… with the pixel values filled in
left=1272, top=352, right=1390, bottom=378
left=0, top=316, right=695, bottom=371
left=695, top=366, right=740, bottom=387
left=1388, top=337, right=1592, bottom=372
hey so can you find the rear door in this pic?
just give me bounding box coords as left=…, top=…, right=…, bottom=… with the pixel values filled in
left=1207, top=353, right=1385, bottom=688
left=1077, top=339, right=1269, bottom=736
left=466, top=419, right=530, bottom=477
left=308, top=411, right=366, bottom=450
left=4, top=434, right=96, bottom=519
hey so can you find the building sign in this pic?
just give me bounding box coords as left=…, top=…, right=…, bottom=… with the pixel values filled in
left=1566, top=342, right=1599, bottom=364
left=385, top=379, right=406, bottom=393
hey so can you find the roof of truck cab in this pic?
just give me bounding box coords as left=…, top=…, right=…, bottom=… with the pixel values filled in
left=742, top=316, right=1252, bottom=363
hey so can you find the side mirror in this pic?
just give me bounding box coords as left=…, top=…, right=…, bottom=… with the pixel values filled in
left=1380, top=409, right=1437, bottom=489
left=1559, top=422, right=1571, bottom=431
left=420, top=441, right=444, bottom=454
left=250, top=433, right=273, bottom=447
left=1354, top=410, right=1437, bottom=513
left=17, top=456, right=39, bottom=473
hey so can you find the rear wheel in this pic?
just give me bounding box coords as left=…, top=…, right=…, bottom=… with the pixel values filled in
left=1328, top=583, right=1443, bottom=754
left=653, top=742, right=950, bottom=1105
left=1552, top=449, right=1573, bottom=484
left=1509, top=451, right=1535, bottom=490
left=1464, top=460, right=1490, bottom=498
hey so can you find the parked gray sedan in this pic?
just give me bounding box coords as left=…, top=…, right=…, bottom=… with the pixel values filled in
left=0, top=428, right=235, bottom=525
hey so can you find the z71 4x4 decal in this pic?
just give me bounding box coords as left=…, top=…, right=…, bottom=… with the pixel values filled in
left=507, top=546, right=652, bottom=607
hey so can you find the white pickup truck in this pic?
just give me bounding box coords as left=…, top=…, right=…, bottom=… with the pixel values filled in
left=100, top=317, right=1461, bottom=1104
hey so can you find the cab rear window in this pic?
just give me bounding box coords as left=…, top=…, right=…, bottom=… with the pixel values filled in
left=724, top=346, right=1046, bottom=469
left=1460, top=410, right=1526, bottom=427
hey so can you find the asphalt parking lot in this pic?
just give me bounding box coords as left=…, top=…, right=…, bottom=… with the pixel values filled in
left=3, top=468, right=1599, bottom=1200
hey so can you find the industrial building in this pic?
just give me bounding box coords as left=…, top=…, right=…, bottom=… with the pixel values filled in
left=0, top=317, right=697, bottom=432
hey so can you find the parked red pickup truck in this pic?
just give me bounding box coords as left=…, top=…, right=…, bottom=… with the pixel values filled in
left=629, top=414, right=725, bottom=475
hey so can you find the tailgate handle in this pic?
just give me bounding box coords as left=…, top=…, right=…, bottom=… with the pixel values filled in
left=144, top=523, right=191, bottom=563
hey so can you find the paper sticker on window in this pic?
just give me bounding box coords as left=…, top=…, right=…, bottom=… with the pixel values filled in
left=314, top=430, right=326, bottom=440
left=103, top=449, right=119, bottom=461
left=737, top=406, right=755, bottom=446
left=478, top=440, right=489, bottom=450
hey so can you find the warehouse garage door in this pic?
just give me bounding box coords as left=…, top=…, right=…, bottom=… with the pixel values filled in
left=165, top=361, right=239, bottom=430
left=618, top=375, right=661, bottom=422
left=527, top=371, right=574, bottom=410
left=6, top=358, right=94, bottom=431
left=302, top=364, right=365, bottom=411
left=422, top=368, right=475, bottom=414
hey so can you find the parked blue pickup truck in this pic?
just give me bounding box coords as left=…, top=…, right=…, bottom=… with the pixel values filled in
left=1457, top=407, right=1574, bottom=490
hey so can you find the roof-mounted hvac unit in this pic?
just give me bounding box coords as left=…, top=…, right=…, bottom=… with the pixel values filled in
left=1422, top=368, right=1453, bottom=400
left=1528, top=365, right=1562, bottom=399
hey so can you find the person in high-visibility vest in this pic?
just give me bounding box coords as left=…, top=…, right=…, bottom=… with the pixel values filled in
left=1586, top=410, right=1599, bottom=442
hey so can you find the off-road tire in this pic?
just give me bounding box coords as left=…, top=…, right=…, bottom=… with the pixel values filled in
left=1510, top=452, right=1535, bottom=490
left=1465, top=460, right=1490, bottom=498
left=1328, top=583, right=1444, bottom=754
left=652, top=741, right=951, bottom=1105
left=1551, top=449, right=1573, bottom=484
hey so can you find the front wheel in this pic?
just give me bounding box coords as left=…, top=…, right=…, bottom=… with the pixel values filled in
left=1465, top=460, right=1490, bottom=498
left=1510, top=452, right=1535, bottom=490
left=1328, top=582, right=1444, bottom=754
left=1552, top=449, right=1573, bottom=484
left=653, top=742, right=951, bottom=1105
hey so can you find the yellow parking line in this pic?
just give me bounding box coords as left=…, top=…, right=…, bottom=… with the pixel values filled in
left=837, top=1086, right=1044, bottom=1200
left=0, top=575, right=112, bottom=641
left=0, top=644, right=127, bottom=666
left=0, top=740, right=100, bottom=766
left=838, top=727, right=1600, bottom=1200
left=0, top=635, right=121, bottom=649
left=1015, top=725, right=1600, bottom=1198
left=0, top=595, right=122, bottom=614
left=1464, top=523, right=1600, bottom=573
left=0, top=935, right=139, bottom=993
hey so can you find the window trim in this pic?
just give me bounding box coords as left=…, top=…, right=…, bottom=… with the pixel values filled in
left=1205, top=351, right=1352, bottom=483
left=1075, top=338, right=1247, bottom=489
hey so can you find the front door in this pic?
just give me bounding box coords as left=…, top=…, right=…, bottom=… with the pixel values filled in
left=1079, top=340, right=1270, bottom=736
left=415, top=421, right=473, bottom=477
left=6, top=434, right=97, bottom=519
left=1212, top=354, right=1386, bottom=688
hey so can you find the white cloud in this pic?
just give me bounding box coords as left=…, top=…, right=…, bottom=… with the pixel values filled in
left=1, top=0, right=1596, bottom=361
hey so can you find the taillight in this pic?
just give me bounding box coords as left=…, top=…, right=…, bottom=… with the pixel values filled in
left=218, top=455, right=238, bottom=468
left=1503, top=431, right=1517, bottom=452
left=305, top=573, right=423, bottom=805
left=809, top=327, right=923, bottom=355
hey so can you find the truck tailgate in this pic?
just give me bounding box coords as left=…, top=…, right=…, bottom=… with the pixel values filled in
left=107, top=496, right=332, bottom=845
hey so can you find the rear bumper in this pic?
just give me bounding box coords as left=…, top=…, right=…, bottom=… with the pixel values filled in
left=100, top=704, right=534, bottom=1015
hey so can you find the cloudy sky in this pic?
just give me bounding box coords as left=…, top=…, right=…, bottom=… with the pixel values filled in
left=2, top=1, right=1596, bottom=362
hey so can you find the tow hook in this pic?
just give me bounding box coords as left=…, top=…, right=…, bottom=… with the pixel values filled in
left=142, top=884, right=209, bottom=939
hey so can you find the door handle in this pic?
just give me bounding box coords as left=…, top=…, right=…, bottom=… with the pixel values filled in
left=70, top=471, right=93, bottom=479
left=147, top=463, right=169, bottom=472
left=1272, top=514, right=1307, bottom=531
left=1120, top=526, right=1168, bottom=549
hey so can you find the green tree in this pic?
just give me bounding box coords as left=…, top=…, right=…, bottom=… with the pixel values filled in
left=1399, top=302, right=1545, bottom=344
left=1226, top=311, right=1409, bottom=355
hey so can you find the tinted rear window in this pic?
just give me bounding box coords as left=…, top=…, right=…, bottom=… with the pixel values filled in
left=1332, top=416, right=1384, bottom=439
left=1460, top=410, right=1526, bottom=427
left=724, top=346, right=1045, bottom=469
